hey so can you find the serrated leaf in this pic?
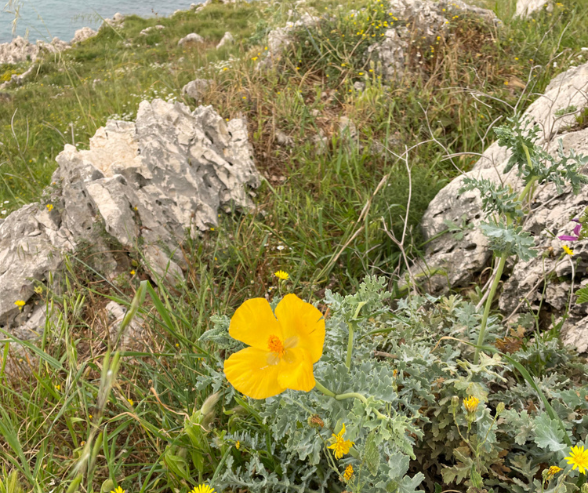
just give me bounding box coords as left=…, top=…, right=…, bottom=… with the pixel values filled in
left=576, top=286, right=588, bottom=304
left=534, top=412, right=567, bottom=452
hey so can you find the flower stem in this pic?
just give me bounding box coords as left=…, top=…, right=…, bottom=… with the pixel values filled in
left=314, top=381, right=387, bottom=420
left=474, top=253, right=507, bottom=364
left=345, top=322, right=355, bottom=370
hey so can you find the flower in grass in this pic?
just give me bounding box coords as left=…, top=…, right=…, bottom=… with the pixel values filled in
left=558, top=219, right=582, bottom=241
left=14, top=300, right=25, bottom=310
left=190, top=485, right=215, bottom=493
left=110, top=487, right=125, bottom=493
left=328, top=423, right=354, bottom=459
left=46, top=204, right=53, bottom=211
left=224, top=295, right=324, bottom=399
left=566, top=445, right=588, bottom=474
left=235, top=441, right=240, bottom=450
left=343, top=464, right=354, bottom=482
left=463, top=396, right=480, bottom=413
left=130, top=270, right=136, bottom=275
left=274, top=270, right=289, bottom=281
left=127, top=398, right=134, bottom=406
left=563, top=245, right=574, bottom=256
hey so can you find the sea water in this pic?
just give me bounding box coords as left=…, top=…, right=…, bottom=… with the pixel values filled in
left=0, top=0, right=202, bottom=44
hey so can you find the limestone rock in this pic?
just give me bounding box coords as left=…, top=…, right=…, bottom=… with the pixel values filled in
left=0, top=36, right=70, bottom=65
left=178, top=33, right=204, bottom=47
left=275, top=130, right=294, bottom=147
left=0, top=99, right=260, bottom=338
left=72, top=27, right=97, bottom=44
left=217, top=32, right=235, bottom=49
left=418, top=61, right=588, bottom=351
left=515, top=0, right=551, bottom=17
left=182, top=78, right=210, bottom=101
left=140, top=25, right=166, bottom=36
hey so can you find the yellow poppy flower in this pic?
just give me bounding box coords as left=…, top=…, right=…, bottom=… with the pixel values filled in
left=328, top=423, right=354, bottom=459
left=224, top=294, right=325, bottom=399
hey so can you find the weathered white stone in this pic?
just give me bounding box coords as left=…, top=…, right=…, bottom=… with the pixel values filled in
left=182, top=79, right=210, bottom=101
left=217, top=32, right=235, bottom=49
left=515, top=0, right=552, bottom=18
left=140, top=25, right=166, bottom=36
left=264, top=13, right=320, bottom=63
left=0, top=99, right=260, bottom=338
left=178, top=33, right=204, bottom=47
left=72, top=27, right=97, bottom=44
left=418, top=61, right=588, bottom=351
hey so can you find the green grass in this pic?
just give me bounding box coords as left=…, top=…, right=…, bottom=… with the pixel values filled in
left=0, top=0, right=587, bottom=490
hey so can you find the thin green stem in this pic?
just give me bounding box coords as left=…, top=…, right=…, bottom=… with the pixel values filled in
left=474, top=253, right=507, bottom=364
left=314, top=381, right=387, bottom=420
left=345, top=322, right=355, bottom=370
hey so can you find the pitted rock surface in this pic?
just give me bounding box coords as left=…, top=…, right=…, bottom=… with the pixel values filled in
left=0, top=99, right=260, bottom=336
left=417, top=61, right=588, bottom=352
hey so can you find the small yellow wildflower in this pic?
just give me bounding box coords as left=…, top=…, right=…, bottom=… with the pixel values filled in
left=251, top=57, right=258, bottom=61
left=110, top=487, right=125, bottom=493
left=14, top=300, right=25, bottom=310
left=34, top=286, right=43, bottom=295
left=235, top=441, right=241, bottom=450
left=274, top=270, right=289, bottom=281
left=128, top=398, right=134, bottom=406
left=189, top=485, right=215, bottom=493
left=46, top=204, right=53, bottom=212
left=130, top=270, right=136, bottom=275
left=566, top=445, right=588, bottom=474
left=563, top=245, right=574, bottom=256
left=546, top=465, right=562, bottom=479
left=55, top=384, right=61, bottom=391
left=328, top=423, right=354, bottom=459
left=343, top=464, right=354, bottom=482
left=463, top=396, right=480, bottom=413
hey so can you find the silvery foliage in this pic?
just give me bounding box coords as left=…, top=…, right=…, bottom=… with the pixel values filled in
left=198, top=278, right=588, bottom=492
left=459, top=116, right=588, bottom=261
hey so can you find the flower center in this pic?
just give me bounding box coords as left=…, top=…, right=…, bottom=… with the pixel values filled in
left=267, top=335, right=285, bottom=357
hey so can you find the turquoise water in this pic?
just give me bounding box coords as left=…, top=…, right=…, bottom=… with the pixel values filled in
left=0, top=0, right=201, bottom=43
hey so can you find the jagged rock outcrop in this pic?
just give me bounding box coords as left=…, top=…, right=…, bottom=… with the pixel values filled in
left=0, top=27, right=97, bottom=67
left=0, top=36, right=69, bottom=65
left=264, top=13, right=320, bottom=64
left=72, top=27, right=97, bottom=44
left=417, top=61, right=588, bottom=352
left=0, top=98, right=260, bottom=339
left=140, top=25, right=166, bottom=36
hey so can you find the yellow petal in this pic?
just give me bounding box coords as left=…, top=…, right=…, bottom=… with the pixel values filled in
left=224, top=347, right=285, bottom=399
left=277, top=347, right=316, bottom=392
left=229, top=298, right=282, bottom=350
left=275, top=294, right=325, bottom=363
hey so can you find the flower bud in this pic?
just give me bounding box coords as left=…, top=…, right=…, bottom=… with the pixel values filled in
left=200, top=392, right=220, bottom=415
left=496, top=402, right=505, bottom=415
left=308, top=414, right=325, bottom=428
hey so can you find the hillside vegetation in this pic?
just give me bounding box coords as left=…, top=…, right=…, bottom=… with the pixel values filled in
left=0, top=0, right=588, bottom=491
